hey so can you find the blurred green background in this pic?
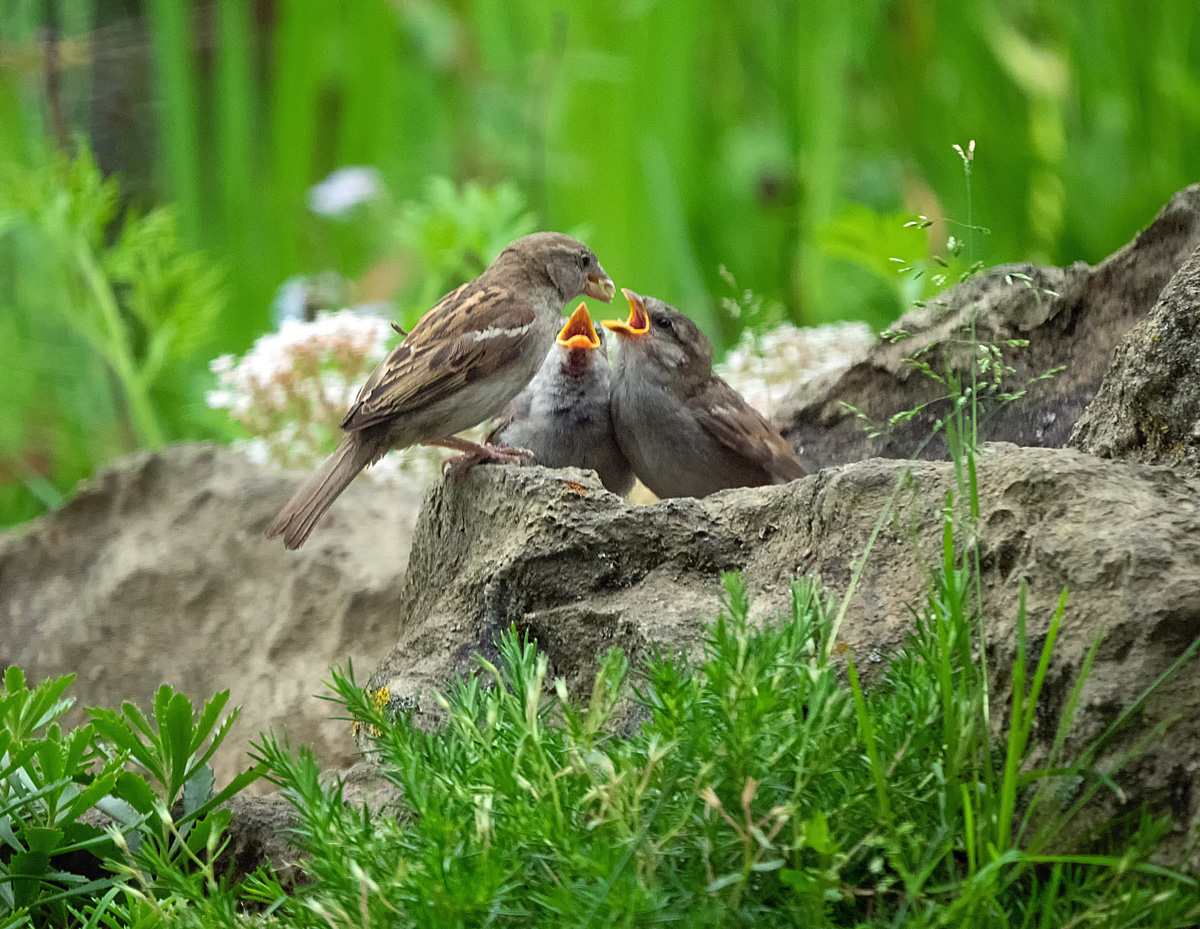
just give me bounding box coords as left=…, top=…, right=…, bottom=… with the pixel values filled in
left=2, top=0, right=1199, bottom=527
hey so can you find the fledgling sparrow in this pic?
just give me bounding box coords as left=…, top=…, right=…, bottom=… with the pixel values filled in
left=485, top=303, right=635, bottom=495
left=266, top=232, right=615, bottom=549
left=601, top=289, right=807, bottom=499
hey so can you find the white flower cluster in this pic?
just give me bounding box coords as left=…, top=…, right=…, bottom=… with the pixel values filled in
left=207, top=310, right=473, bottom=486
left=716, top=320, right=876, bottom=418
left=207, top=311, right=392, bottom=418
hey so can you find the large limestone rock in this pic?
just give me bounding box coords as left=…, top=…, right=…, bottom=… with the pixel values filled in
left=372, top=451, right=1200, bottom=860
left=0, top=443, right=418, bottom=786
left=1070, top=244, right=1200, bottom=469
left=783, top=185, right=1200, bottom=470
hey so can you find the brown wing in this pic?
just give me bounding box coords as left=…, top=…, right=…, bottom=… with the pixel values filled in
left=690, top=376, right=808, bottom=483
left=341, top=281, right=534, bottom=432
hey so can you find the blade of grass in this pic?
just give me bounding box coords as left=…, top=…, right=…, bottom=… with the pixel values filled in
left=846, top=657, right=890, bottom=824
left=268, top=0, right=325, bottom=290
left=144, top=0, right=203, bottom=244
left=214, top=0, right=260, bottom=347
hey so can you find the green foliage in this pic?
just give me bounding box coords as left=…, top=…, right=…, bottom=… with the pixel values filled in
left=88, top=687, right=261, bottom=862
left=0, top=147, right=228, bottom=528
left=0, top=669, right=121, bottom=925
left=180, top=567, right=1188, bottom=928
left=10, top=1, right=1200, bottom=344
left=392, top=176, right=539, bottom=329
left=5, top=534, right=1199, bottom=926
left=0, top=671, right=258, bottom=928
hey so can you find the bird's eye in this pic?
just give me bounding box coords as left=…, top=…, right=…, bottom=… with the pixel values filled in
left=654, top=315, right=673, bottom=333
left=577, top=252, right=589, bottom=269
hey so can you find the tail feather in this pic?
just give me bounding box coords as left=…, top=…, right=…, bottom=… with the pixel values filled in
left=265, top=435, right=383, bottom=549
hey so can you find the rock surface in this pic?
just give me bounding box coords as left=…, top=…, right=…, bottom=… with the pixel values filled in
left=0, top=443, right=420, bottom=787
left=1070, top=243, right=1200, bottom=469
left=783, top=185, right=1200, bottom=470
left=372, top=452, right=1200, bottom=861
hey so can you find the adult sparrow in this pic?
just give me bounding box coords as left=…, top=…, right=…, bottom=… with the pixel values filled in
left=601, top=289, right=806, bottom=499
left=266, top=232, right=615, bottom=549
left=485, top=303, right=635, bottom=495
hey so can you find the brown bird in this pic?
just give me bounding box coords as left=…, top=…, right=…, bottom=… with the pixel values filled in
left=485, top=303, right=635, bottom=495
left=266, top=232, right=615, bottom=549
left=601, top=289, right=806, bottom=499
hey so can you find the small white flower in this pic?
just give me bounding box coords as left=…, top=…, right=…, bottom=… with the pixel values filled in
left=307, top=166, right=384, bottom=218
left=234, top=438, right=272, bottom=466
left=319, top=369, right=355, bottom=408
left=205, top=389, right=233, bottom=410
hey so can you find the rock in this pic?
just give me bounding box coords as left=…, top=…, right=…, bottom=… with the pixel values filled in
left=372, top=452, right=1200, bottom=861
left=0, top=443, right=420, bottom=788
left=782, top=185, right=1200, bottom=470
left=1069, top=243, right=1200, bottom=469
left=219, top=762, right=402, bottom=885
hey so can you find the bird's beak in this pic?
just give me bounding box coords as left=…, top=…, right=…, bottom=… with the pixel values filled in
left=557, top=303, right=601, bottom=350
left=585, top=267, right=616, bottom=303
left=601, top=288, right=650, bottom=338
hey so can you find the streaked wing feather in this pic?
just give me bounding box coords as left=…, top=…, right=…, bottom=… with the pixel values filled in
left=341, top=282, right=533, bottom=431
left=691, top=378, right=807, bottom=483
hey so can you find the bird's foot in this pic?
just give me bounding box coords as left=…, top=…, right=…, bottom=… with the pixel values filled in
left=486, top=443, right=539, bottom=465
left=424, top=437, right=537, bottom=478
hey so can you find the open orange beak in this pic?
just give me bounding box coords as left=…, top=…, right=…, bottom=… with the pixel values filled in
left=557, top=303, right=601, bottom=350
left=601, top=288, right=650, bottom=338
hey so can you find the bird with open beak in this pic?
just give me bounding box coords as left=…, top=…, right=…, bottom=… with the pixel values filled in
left=266, top=232, right=615, bottom=549
left=486, top=303, right=634, bottom=495
left=601, top=289, right=807, bottom=499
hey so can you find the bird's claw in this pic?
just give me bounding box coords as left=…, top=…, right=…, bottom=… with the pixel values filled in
left=441, top=443, right=539, bottom=479
left=488, top=443, right=538, bottom=465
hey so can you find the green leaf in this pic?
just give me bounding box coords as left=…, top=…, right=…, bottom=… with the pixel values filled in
left=198, top=764, right=264, bottom=821
left=182, top=765, right=214, bottom=820
left=3, top=667, right=26, bottom=697
left=185, top=808, right=231, bottom=858
left=706, top=872, right=744, bottom=893
left=162, top=690, right=196, bottom=799
left=7, top=850, right=52, bottom=908
left=119, top=701, right=156, bottom=744
left=18, top=827, right=62, bottom=857
left=804, top=811, right=833, bottom=854
left=58, top=772, right=122, bottom=824
left=191, top=690, right=230, bottom=756
left=112, top=773, right=158, bottom=817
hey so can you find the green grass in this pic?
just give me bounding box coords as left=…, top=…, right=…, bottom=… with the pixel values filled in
left=61, top=562, right=1192, bottom=928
